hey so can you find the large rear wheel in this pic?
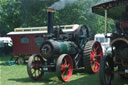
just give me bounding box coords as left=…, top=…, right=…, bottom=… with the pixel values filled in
left=83, top=40, right=103, bottom=73
left=27, top=54, right=44, bottom=80
left=56, top=54, right=73, bottom=82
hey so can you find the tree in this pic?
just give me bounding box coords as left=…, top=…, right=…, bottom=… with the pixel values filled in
left=0, top=0, right=21, bottom=36
left=0, top=0, right=115, bottom=37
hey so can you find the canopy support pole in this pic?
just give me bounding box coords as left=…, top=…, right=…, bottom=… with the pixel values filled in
left=105, top=9, right=108, bottom=37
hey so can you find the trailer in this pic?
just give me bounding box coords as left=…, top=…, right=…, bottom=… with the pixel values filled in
left=7, top=27, right=47, bottom=64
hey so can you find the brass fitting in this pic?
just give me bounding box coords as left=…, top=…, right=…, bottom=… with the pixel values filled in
left=47, top=8, right=54, bottom=13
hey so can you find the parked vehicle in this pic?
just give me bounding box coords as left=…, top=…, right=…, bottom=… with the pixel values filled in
left=0, top=37, right=12, bottom=47
left=7, top=27, right=48, bottom=64
left=94, top=33, right=111, bottom=55
left=0, top=37, right=12, bottom=55
left=27, top=8, right=103, bottom=82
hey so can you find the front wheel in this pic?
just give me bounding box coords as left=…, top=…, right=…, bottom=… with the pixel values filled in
left=27, top=54, right=44, bottom=80
left=99, top=56, right=114, bottom=85
left=56, top=54, right=73, bottom=82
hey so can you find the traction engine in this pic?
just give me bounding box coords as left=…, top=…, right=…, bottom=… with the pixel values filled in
left=92, top=0, right=128, bottom=85
left=27, top=8, right=103, bottom=82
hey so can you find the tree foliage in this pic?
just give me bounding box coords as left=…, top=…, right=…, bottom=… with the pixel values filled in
left=0, top=0, right=115, bottom=37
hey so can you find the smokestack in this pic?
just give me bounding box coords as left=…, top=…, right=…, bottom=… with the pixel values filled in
left=47, top=8, right=54, bottom=34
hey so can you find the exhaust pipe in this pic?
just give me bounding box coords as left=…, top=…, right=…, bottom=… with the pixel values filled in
left=47, top=8, right=54, bottom=34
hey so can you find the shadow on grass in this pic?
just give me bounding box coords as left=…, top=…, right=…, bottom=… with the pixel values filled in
left=8, top=72, right=58, bottom=83
left=6, top=62, right=128, bottom=85
left=8, top=74, right=99, bottom=85
left=8, top=75, right=92, bottom=85
left=8, top=68, right=98, bottom=85
left=8, top=77, right=58, bottom=83
left=67, top=74, right=128, bottom=85
left=8, top=73, right=128, bottom=85
left=9, top=77, right=36, bottom=83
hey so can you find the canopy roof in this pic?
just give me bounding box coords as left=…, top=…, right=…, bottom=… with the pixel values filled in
left=92, top=0, right=128, bottom=20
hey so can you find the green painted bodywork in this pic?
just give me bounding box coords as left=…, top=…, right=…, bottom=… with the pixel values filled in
left=59, top=42, right=68, bottom=53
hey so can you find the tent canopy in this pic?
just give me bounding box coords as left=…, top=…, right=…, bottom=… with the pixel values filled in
left=92, top=0, right=128, bottom=20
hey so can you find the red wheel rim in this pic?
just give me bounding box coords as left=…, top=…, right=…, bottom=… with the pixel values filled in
left=31, top=55, right=44, bottom=79
left=90, top=42, right=103, bottom=73
left=60, top=55, right=73, bottom=82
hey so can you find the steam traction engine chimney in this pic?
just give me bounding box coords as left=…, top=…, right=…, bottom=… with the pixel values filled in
left=47, top=8, right=54, bottom=34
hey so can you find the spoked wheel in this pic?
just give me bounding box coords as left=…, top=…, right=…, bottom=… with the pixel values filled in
left=27, top=54, right=44, bottom=80
left=16, top=56, right=25, bottom=65
left=56, top=54, right=73, bottom=82
left=99, top=56, right=114, bottom=85
left=83, top=40, right=103, bottom=73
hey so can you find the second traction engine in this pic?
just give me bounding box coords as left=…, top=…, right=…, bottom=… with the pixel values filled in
left=92, top=0, right=128, bottom=85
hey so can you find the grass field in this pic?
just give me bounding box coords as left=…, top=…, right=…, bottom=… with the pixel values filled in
left=0, top=56, right=128, bottom=85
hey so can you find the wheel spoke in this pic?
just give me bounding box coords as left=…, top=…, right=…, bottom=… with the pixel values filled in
left=32, top=70, right=36, bottom=77
left=92, top=43, right=99, bottom=52
left=61, top=70, right=66, bottom=77
left=94, top=46, right=99, bottom=53
left=61, top=64, right=67, bottom=71
left=91, top=47, right=99, bottom=61
left=91, top=52, right=94, bottom=56
left=95, top=61, right=100, bottom=69
left=90, top=51, right=95, bottom=62
left=94, top=64, right=98, bottom=71
left=95, top=53, right=102, bottom=57
left=91, top=49, right=95, bottom=55
left=95, top=61, right=100, bottom=66
left=92, top=61, right=100, bottom=72
left=90, top=53, right=94, bottom=60
left=67, top=64, right=70, bottom=67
